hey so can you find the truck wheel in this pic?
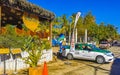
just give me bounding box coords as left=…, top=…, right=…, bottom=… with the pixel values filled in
left=96, top=56, right=105, bottom=64
left=67, top=54, right=73, bottom=60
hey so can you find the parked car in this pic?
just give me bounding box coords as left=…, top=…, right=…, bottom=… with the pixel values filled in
left=112, top=41, right=120, bottom=46
left=62, top=43, right=114, bottom=64
left=99, top=41, right=111, bottom=49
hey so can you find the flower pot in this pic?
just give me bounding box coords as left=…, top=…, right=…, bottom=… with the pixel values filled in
left=29, top=66, right=42, bottom=75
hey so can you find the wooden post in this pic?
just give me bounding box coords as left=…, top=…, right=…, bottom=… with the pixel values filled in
left=49, top=22, right=52, bottom=47
left=0, top=6, right=2, bottom=33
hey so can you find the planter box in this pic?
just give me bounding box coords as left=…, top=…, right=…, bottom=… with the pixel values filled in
left=29, top=66, right=42, bottom=75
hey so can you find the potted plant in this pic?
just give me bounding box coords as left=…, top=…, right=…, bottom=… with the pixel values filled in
left=22, top=36, right=51, bottom=75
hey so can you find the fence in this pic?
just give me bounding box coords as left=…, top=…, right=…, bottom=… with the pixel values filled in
left=0, top=49, right=53, bottom=73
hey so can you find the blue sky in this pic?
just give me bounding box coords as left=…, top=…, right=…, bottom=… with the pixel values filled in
left=28, top=0, right=120, bottom=33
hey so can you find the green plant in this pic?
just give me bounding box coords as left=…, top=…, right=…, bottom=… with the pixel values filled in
left=23, top=36, right=51, bottom=67
left=0, top=25, right=26, bottom=48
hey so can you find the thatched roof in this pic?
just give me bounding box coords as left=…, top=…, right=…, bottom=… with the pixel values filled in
left=0, top=0, right=55, bottom=21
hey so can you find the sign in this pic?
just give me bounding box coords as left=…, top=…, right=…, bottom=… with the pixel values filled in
left=22, top=12, right=39, bottom=32
left=70, top=32, right=75, bottom=51
left=74, top=12, right=81, bottom=29
left=11, top=48, right=21, bottom=54
left=70, top=12, right=81, bottom=51
left=0, top=48, right=10, bottom=54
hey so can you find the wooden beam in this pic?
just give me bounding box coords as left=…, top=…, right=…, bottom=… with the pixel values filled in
left=49, top=22, right=52, bottom=47
left=0, top=6, right=1, bottom=33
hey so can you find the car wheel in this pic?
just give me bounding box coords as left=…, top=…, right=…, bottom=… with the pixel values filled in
left=96, top=56, right=105, bottom=64
left=67, top=54, right=73, bottom=60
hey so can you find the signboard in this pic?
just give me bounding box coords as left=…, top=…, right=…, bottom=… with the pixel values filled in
left=70, top=12, right=81, bottom=51
left=22, top=12, right=39, bottom=32
left=70, top=32, right=75, bottom=51
left=0, top=48, right=10, bottom=54
left=11, top=48, right=21, bottom=54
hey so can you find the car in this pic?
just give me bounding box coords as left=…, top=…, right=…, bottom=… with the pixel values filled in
left=62, top=43, right=114, bottom=64
left=112, top=41, right=120, bottom=47
left=99, top=41, right=111, bottom=49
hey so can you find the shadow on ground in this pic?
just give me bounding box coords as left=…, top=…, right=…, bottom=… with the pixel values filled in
left=53, top=52, right=67, bottom=61
left=110, top=58, right=120, bottom=75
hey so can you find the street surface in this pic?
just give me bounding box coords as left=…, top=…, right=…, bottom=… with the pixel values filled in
left=48, top=46, right=120, bottom=75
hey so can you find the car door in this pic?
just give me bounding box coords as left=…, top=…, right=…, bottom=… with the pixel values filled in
left=73, top=44, right=83, bottom=58
left=81, top=45, right=95, bottom=60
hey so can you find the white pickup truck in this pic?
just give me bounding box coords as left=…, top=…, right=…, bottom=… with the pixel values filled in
left=62, top=43, right=114, bottom=64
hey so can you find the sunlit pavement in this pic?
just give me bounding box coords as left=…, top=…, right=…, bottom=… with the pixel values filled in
left=49, top=46, right=120, bottom=75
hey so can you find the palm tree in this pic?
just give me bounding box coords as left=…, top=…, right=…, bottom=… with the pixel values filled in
left=61, top=15, right=69, bottom=36
left=52, top=17, right=63, bottom=38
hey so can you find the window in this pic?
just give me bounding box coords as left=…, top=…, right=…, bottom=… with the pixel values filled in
left=82, top=45, right=92, bottom=51
left=75, top=45, right=81, bottom=50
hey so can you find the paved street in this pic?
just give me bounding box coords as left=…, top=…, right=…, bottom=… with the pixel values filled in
left=48, top=46, right=120, bottom=75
